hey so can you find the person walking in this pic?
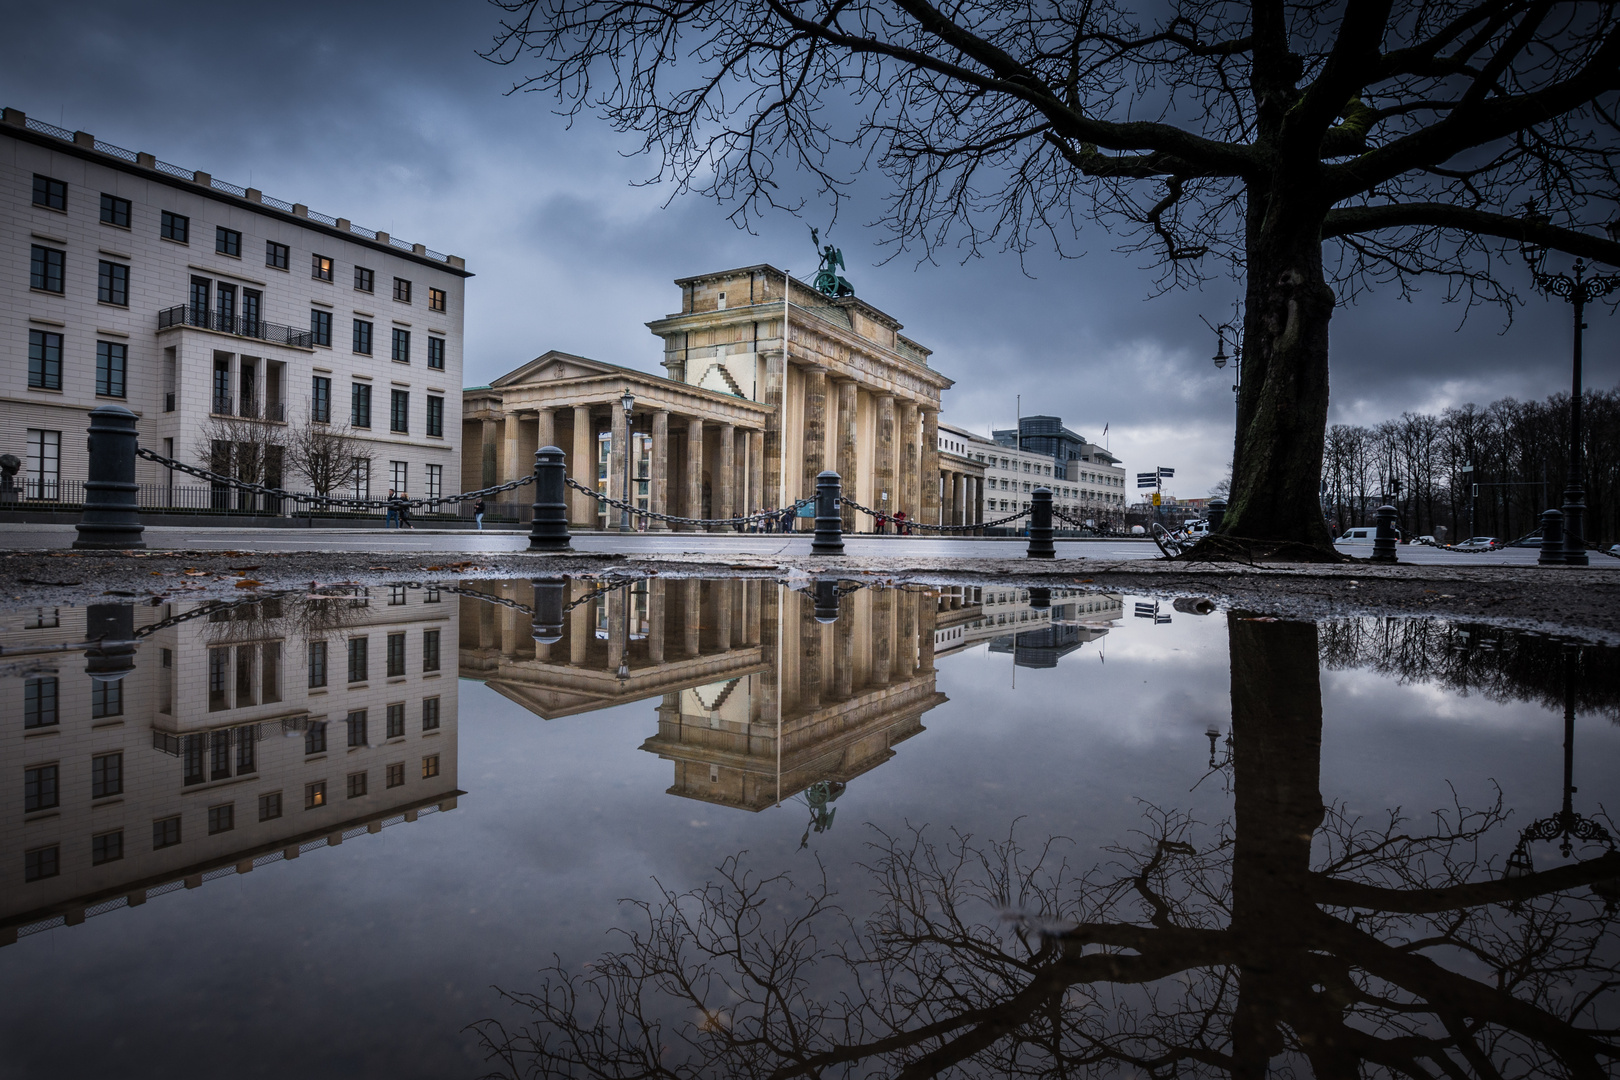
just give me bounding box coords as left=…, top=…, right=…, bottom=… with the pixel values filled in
left=397, top=492, right=415, bottom=530
left=473, top=497, right=486, bottom=531
left=385, top=489, right=399, bottom=529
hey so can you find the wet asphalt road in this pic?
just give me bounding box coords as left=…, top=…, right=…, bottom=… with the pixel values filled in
left=0, top=523, right=1609, bottom=567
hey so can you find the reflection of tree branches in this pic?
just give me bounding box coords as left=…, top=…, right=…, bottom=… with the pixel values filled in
left=196, top=594, right=364, bottom=646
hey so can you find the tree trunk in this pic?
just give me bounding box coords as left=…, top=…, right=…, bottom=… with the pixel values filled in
left=1223, top=187, right=1336, bottom=550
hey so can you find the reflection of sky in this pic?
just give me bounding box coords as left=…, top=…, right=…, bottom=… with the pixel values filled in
left=2, top=598, right=1617, bottom=1079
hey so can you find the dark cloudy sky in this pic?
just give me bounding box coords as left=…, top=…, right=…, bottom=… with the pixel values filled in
left=6, top=0, right=1615, bottom=497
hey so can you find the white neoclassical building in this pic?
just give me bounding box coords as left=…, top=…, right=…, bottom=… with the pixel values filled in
left=1, top=108, right=470, bottom=512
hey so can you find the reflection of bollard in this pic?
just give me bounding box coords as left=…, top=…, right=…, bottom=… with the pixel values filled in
left=1370, top=504, right=1399, bottom=564
left=83, top=603, right=138, bottom=680
left=1172, top=597, right=1217, bottom=615
left=812, top=471, right=845, bottom=555
left=531, top=577, right=567, bottom=642
left=1027, top=488, right=1055, bottom=559
left=1538, top=508, right=1565, bottom=566
left=528, top=446, right=571, bottom=551
left=74, top=405, right=146, bottom=550
left=1206, top=498, right=1227, bottom=532
left=812, top=578, right=841, bottom=623
left=1027, top=587, right=1051, bottom=610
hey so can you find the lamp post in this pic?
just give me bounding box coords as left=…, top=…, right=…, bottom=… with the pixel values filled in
left=619, top=388, right=636, bottom=534
left=1211, top=323, right=1241, bottom=398
left=1519, top=207, right=1620, bottom=566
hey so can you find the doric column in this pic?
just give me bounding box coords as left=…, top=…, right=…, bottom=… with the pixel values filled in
left=648, top=579, right=665, bottom=664
left=762, top=343, right=786, bottom=511
left=918, top=592, right=936, bottom=673
left=869, top=589, right=891, bottom=688
left=802, top=366, right=827, bottom=503
left=571, top=405, right=594, bottom=528
left=715, top=579, right=732, bottom=653
left=833, top=602, right=854, bottom=700
left=893, top=590, right=916, bottom=681
left=898, top=401, right=919, bottom=520
left=836, top=380, right=858, bottom=531
left=749, top=430, right=765, bottom=516
left=921, top=407, right=940, bottom=525
left=717, top=422, right=736, bottom=531
left=799, top=602, right=822, bottom=710
left=733, top=427, right=747, bottom=524
left=875, top=394, right=896, bottom=528
left=651, top=410, right=670, bottom=531
left=535, top=407, right=555, bottom=450
left=606, top=587, right=624, bottom=673
left=569, top=579, right=589, bottom=666
left=685, top=578, right=702, bottom=656
left=480, top=417, right=498, bottom=487
left=745, top=578, right=762, bottom=646
left=504, top=411, right=524, bottom=484
left=686, top=417, right=705, bottom=529
left=610, top=404, right=629, bottom=518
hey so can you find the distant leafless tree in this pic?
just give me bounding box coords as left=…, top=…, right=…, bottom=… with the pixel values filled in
left=283, top=415, right=365, bottom=500
left=194, top=415, right=286, bottom=511
left=485, top=0, right=1620, bottom=551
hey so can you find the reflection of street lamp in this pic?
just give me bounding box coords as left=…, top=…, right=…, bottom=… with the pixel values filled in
left=616, top=583, right=632, bottom=682
left=619, top=388, right=637, bottom=534
left=1518, top=205, right=1620, bottom=566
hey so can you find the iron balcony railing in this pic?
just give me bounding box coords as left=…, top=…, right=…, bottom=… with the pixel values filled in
left=158, top=304, right=314, bottom=348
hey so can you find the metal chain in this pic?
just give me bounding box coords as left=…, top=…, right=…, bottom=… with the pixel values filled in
left=837, top=495, right=1026, bottom=533
left=134, top=445, right=533, bottom=510
left=565, top=476, right=812, bottom=528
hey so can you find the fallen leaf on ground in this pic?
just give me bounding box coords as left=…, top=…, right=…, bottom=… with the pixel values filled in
left=234, top=579, right=262, bottom=589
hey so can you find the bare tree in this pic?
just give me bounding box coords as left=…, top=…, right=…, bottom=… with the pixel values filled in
left=193, top=415, right=286, bottom=512
left=283, top=415, right=365, bottom=502
left=486, top=0, right=1620, bottom=552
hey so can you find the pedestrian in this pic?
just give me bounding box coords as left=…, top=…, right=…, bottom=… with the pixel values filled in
left=473, top=497, right=486, bottom=531
left=398, top=492, right=414, bottom=530
left=895, top=509, right=909, bottom=536
left=385, top=489, right=398, bottom=529
left=780, top=505, right=794, bottom=533
left=762, top=508, right=774, bottom=534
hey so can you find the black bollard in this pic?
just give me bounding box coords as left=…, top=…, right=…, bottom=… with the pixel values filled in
left=812, top=577, right=841, bottom=623
left=812, top=470, right=845, bottom=555
left=528, top=446, right=571, bottom=551
left=1027, top=488, right=1055, bottom=559
left=74, top=405, right=146, bottom=550
left=1206, top=498, right=1227, bottom=532
left=1538, top=508, right=1565, bottom=566
left=531, top=577, right=567, bottom=642
left=1370, top=504, right=1399, bottom=564
left=83, top=603, right=138, bottom=681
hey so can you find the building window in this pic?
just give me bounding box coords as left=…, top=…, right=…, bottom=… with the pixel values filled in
left=92, top=830, right=124, bottom=865
left=386, top=762, right=405, bottom=788
left=98, top=260, right=129, bottom=306
left=386, top=632, right=406, bottom=678
left=386, top=703, right=405, bottom=739
left=33, top=174, right=67, bottom=210
left=153, top=816, right=182, bottom=849
left=312, top=376, right=332, bottom=423
left=351, top=383, right=372, bottom=428
left=391, top=327, right=410, bottom=363
left=347, top=710, right=368, bottom=748
left=388, top=460, right=407, bottom=496
left=208, top=803, right=235, bottom=834
left=347, top=771, right=368, bottom=798
left=91, top=678, right=123, bottom=718
left=393, top=277, right=412, bottom=303
left=427, top=336, right=445, bottom=370
left=422, top=696, right=440, bottom=731
left=27, top=333, right=63, bottom=391
left=161, top=210, right=189, bottom=243
left=354, top=265, right=375, bottom=292
left=25, top=845, right=60, bottom=882
left=30, top=245, right=65, bottom=293
left=308, top=640, right=328, bottom=688
left=215, top=226, right=242, bottom=257
left=25, top=677, right=59, bottom=729
left=211, top=731, right=231, bottom=780
left=237, top=723, right=257, bottom=773
left=100, top=192, right=132, bottom=227
left=308, top=308, right=332, bottom=348
left=266, top=240, right=289, bottom=270
left=91, top=752, right=123, bottom=798
left=305, top=781, right=326, bottom=810
left=25, top=763, right=59, bottom=812
left=390, top=389, right=409, bottom=433
left=428, top=287, right=446, bottom=312
left=96, top=341, right=127, bottom=397
left=351, top=458, right=371, bottom=501
left=422, top=754, right=440, bottom=780
left=353, top=319, right=372, bottom=355
left=312, top=253, right=333, bottom=281
left=348, top=637, right=368, bottom=683
left=426, top=395, right=444, bottom=438
left=259, top=791, right=282, bottom=821
left=184, top=734, right=205, bottom=785
left=305, top=721, right=328, bottom=755
left=422, top=630, right=441, bottom=673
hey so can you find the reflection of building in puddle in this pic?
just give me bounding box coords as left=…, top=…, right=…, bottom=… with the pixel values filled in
left=0, top=590, right=461, bottom=946
left=932, top=586, right=1123, bottom=665
left=460, top=580, right=945, bottom=811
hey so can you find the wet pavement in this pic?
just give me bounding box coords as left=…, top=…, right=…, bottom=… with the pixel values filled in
left=2, top=578, right=1617, bottom=1078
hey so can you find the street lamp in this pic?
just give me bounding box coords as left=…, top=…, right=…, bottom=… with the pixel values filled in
left=619, top=388, right=636, bottom=534
left=1211, top=323, right=1241, bottom=396
left=1518, top=203, right=1620, bottom=565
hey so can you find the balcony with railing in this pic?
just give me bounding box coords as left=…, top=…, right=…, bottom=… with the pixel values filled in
left=208, top=395, right=288, bottom=422
left=159, top=304, right=313, bottom=349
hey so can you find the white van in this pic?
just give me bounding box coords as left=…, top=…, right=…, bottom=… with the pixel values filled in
left=1335, top=526, right=1399, bottom=546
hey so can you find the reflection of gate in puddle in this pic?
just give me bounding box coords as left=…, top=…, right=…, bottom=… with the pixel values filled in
left=1, top=592, right=463, bottom=946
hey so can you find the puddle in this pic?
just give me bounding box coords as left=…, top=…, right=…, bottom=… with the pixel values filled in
left=2, top=578, right=1618, bottom=1077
